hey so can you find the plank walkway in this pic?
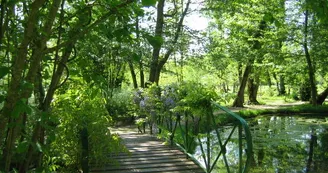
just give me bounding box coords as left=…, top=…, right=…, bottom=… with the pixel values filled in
left=90, top=126, right=205, bottom=173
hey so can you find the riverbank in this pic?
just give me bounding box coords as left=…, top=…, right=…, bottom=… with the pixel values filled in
left=225, top=101, right=328, bottom=118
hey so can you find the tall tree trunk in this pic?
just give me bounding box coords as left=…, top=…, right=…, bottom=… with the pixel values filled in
left=19, top=43, right=74, bottom=172
left=0, top=0, right=45, bottom=145
left=0, top=1, right=47, bottom=171
left=272, top=72, right=280, bottom=95
left=149, top=0, right=190, bottom=84
left=317, top=87, right=328, bottom=105
left=128, top=61, right=138, bottom=89
left=248, top=76, right=260, bottom=105
left=140, top=61, right=145, bottom=88
left=135, top=13, right=144, bottom=88
left=303, top=6, right=317, bottom=105
left=232, top=21, right=266, bottom=107
left=279, top=75, right=286, bottom=95
left=0, top=0, right=7, bottom=47
left=233, top=63, right=252, bottom=107
left=149, top=0, right=164, bottom=84
left=238, top=63, right=243, bottom=84
left=266, top=70, right=272, bottom=88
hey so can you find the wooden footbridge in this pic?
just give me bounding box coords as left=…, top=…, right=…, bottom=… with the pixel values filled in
left=90, top=126, right=205, bottom=173
left=90, top=103, right=253, bottom=173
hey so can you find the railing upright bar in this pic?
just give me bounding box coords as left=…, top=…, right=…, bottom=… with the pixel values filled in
left=185, top=112, right=189, bottom=157
left=212, top=102, right=253, bottom=172
left=198, top=136, right=208, bottom=170
left=165, top=102, right=252, bottom=173
left=238, top=124, right=243, bottom=173
left=206, top=113, right=212, bottom=172
left=210, top=113, right=231, bottom=173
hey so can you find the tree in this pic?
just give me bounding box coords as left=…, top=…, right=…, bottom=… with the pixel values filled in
left=0, top=0, right=135, bottom=171
left=148, top=0, right=191, bottom=84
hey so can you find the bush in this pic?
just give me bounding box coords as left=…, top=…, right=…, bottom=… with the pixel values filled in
left=300, top=81, right=311, bottom=101
left=48, top=87, right=125, bottom=172
left=105, top=89, right=135, bottom=124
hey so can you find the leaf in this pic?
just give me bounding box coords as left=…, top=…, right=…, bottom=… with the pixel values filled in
left=17, top=141, right=29, bottom=153
left=274, top=20, right=282, bottom=28
left=132, top=53, right=141, bottom=62
left=145, top=35, right=163, bottom=48
left=36, top=142, right=43, bottom=152
left=142, top=0, right=157, bottom=7
left=263, top=13, right=274, bottom=24
left=11, top=99, right=33, bottom=118
left=135, top=8, right=145, bottom=16
left=0, top=66, right=10, bottom=79
left=0, top=95, right=5, bottom=103
left=21, top=80, right=34, bottom=90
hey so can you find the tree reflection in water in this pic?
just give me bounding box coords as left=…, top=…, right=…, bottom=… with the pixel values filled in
left=193, top=115, right=328, bottom=173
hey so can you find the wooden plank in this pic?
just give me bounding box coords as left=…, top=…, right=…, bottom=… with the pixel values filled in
left=109, top=151, right=186, bottom=159
left=91, top=164, right=203, bottom=173
left=91, top=161, right=199, bottom=171
left=90, top=126, right=205, bottom=173
left=106, top=155, right=188, bottom=163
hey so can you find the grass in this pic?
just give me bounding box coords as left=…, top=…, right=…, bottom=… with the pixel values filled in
left=238, top=104, right=328, bottom=118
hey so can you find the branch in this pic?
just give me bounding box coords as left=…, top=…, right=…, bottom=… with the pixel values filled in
left=159, top=0, right=191, bottom=67
left=45, top=0, right=135, bottom=53
left=55, top=61, right=69, bottom=89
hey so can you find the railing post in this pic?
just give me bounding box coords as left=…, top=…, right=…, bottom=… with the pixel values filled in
left=238, top=124, right=243, bottom=173
left=206, top=113, right=211, bottom=173
left=80, top=127, right=89, bottom=173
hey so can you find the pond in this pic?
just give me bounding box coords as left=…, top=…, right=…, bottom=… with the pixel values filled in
left=192, top=115, right=328, bottom=173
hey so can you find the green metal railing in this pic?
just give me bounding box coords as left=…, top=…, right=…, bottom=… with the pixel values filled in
left=157, top=102, right=253, bottom=173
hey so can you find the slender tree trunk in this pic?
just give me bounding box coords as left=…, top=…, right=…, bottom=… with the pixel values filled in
left=0, top=0, right=7, bottom=47
left=233, top=63, right=252, bottom=107
left=140, top=61, right=145, bottom=88
left=0, top=1, right=47, bottom=171
left=303, top=8, right=317, bottom=105
left=19, top=43, right=74, bottom=172
left=317, top=87, right=328, bottom=105
left=149, top=0, right=164, bottom=84
left=0, top=0, right=45, bottom=145
left=128, top=61, right=138, bottom=89
left=266, top=70, right=272, bottom=88
left=149, top=0, right=190, bottom=84
left=232, top=21, right=266, bottom=107
left=279, top=75, right=286, bottom=95
left=272, top=72, right=280, bottom=95
left=248, top=76, right=260, bottom=105
left=135, top=14, right=144, bottom=88
left=238, top=63, right=243, bottom=84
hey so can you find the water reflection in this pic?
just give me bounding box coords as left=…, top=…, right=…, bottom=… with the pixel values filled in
left=193, top=115, right=328, bottom=173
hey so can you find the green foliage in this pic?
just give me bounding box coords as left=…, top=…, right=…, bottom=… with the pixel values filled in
left=49, top=85, right=125, bottom=171
left=175, top=81, right=218, bottom=116
left=0, top=66, right=10, bottom=80
left=145, top=35, right=164, bottom=48
left=300, top=81, right=311, bottom=101
left=105, top=89, right=135, bottom=123
left=142, top=0, right=157, bottom=7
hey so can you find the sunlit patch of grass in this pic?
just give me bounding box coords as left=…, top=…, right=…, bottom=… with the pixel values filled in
left=257, top=95, right=297, bottom=105
left=238, top=104, right=328, bottom=118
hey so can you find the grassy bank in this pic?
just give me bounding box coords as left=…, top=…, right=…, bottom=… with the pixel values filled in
left=237, top=104, right=328, bottom=118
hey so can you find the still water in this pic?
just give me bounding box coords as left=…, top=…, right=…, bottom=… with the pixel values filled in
left=193, top=115, right=328, bottom=173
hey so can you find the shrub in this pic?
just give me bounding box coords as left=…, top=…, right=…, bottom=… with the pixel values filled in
left=105, top=89, right=135, bottom=124
left=48, top=87, right=125, bottom=172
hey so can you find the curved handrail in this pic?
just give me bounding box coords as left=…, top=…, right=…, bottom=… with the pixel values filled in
left=157, top=101, right=253, bottom=173
left=211, top=102, right=253, bottom=173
